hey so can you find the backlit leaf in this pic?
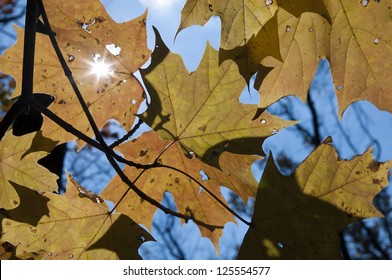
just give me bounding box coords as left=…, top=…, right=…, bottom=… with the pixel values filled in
left=240, top=0, right=392, bottom=115
left=238, top=140, right=391, bottom=259
left=0, top=0, right=150, bottom=144
left=0, top=174, right=153, bottom=259
left=256, top=9, right=330, bottom=108
left=326, top=0, right=392, bottom=115
left=0, top=131, right=58, bottom=209
left=141, top=28, right=295, bottom=168
left=178, top=0, right=278, bottom=50
left=0, top=240, right=45, bottom=260
left=101, top=130, right=259, bottom=249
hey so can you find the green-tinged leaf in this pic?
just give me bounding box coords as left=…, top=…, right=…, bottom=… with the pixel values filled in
left=141, top=28, right=295, bottom=167
left=219, top=12, right=282, bottom=84
left=326, top=0, right=392, bottom=115
left=0, top=131, right=58, bottom=209
left=250, top=0, right=392, bottom=115
left=178, top=0, right=278, bottom=50
left=0, top=174, right=153, bottom=259
left=0, top=240, right=45, bottom=260
left=238, top=140, right=391, bottom=259
left=256, top=9, right=330, bottom=107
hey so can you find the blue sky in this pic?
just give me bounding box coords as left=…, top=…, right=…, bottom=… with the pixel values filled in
left=1, top=0, right=391, bottom=259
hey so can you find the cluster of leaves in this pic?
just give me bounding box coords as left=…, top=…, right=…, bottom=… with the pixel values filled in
left=0, top=0, right=391, bottom=259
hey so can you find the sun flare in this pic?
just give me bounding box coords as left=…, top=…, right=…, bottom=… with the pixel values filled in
left=89, top=53, right=113, bottom=78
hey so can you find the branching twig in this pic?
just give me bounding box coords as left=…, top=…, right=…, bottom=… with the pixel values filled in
left=29, top=0, right=251, bottom=233
left=109, top=118, right=144, bottom=148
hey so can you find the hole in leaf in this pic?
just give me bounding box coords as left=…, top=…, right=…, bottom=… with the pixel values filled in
left=360, top=0, right=369, bottom=7
left=106, top=44, right=122, bottom=56
left=199, top=170, right=209, bottom=181
left=76, top=18, right=96, bottom=33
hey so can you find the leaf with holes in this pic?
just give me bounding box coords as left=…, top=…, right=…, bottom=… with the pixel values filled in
left=326, top=0, right=392, bottom=115
left=235, top=0, right=392, bottom=115
left=0, top=131, right=58, bottom=209
left=254, top=9, right=330, bottom=109
left=141, top=28, right=295, bottom=168
left=0, top=174, right=153, bottom=259
left=218, top=11, right=282, bottom=84
left=238, top=139, right=391, bottom=259
left=0, top=0, right=150, bottom=145
left=178, top=0, right=278, bottom=50
left=0, top=240, right=45, bottom=260
left=101, top=130, right=259, bottom=250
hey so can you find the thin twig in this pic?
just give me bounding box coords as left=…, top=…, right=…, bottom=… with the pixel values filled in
left=37, top=0, right=249, bottom=231
left=158, top=163, right=252, bottom=226
left=109, top=118, right=144, bottom=149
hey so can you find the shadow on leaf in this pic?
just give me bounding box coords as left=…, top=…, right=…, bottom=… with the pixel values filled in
left=87, top=214, right=155, bottom=260
left=0, top=182, right=50, bottom=237
left=219, top=12, right=282, bottom=85
left=238, top=142, right=389, bottom=259
left=277, top=0, right=332, bottom=24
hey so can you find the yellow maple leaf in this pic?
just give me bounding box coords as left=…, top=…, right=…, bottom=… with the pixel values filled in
left=0, top=174, right=153, bottom=259
left=0, top=131, right=58, bottom=209
left=238, top=139, right=391, bottom=259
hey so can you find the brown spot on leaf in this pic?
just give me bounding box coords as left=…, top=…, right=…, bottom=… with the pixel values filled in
left=175, top=177, right=180, bottom=184
left=367, top=160, right=380, bottom=172
left=373, top=178, right=381, bottom=184
left=139, top=149, right=148, bottom=157
left=95, top=16, right=105, bottom=23
left=198, top=125, right=206, bottom=132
